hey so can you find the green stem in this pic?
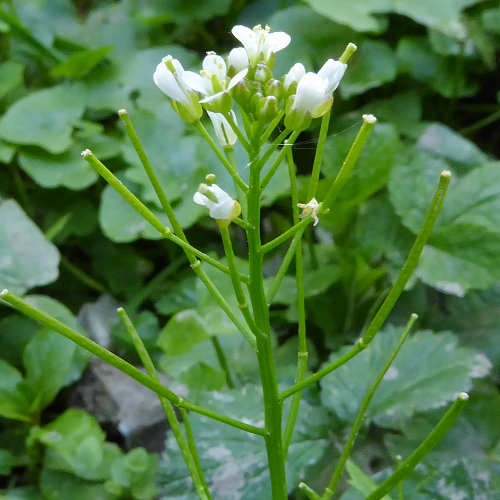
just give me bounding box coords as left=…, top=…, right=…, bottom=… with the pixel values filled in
left=260, top=109, right=286, bottom=146
left=0, top=290, right=264, bottom=436
left=224, top=146, right=248, bottom=219
left=280, top=171, right=452, bottom=400
left=307, top=110, right=331, bottom=200
left=211, top=336, right=234, bottom=388
left=459, top=108, right=500, bottom=136
left=195, top=120, right=248, bottom=192
left=321, top=114, right=376, bottom=211
left=246, top=129, right=287, bottom=499
left=366, top=393, right=469, bottom=500
left=44, top=212, right=73, bottom=241
left=282, top=147, right=308, bottom=458
left=261, top=216, right=313, bottom=254
left=323, top=314, right=418, bottom=499
left=0, top=7, right=62, bottom=62
left=218, top=224, right=261, bottom=336
left=81, top=149, right=249, bottom=283
left=117, top=308, right=210, bottom=500
left=299, top=482, right=323, bottom=500
left=261, top=131, right=300, bottom=189
left=181, top=408, right=211, bottom=496
left=232, top=217, right=253, bottom=230
left=266, top=226, right=307, bottom=305
left=223, top=112, right=251, bottom=152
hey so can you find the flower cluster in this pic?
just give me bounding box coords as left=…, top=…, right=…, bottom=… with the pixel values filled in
left=153, top=24, right=352, bottom=225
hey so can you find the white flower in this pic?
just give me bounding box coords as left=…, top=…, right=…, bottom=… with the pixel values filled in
left=285, top=58, right=347, bottom=130
left=228, top=47, right=250, bottom=73
left=317, top=58, right=347, bottom=94
left=231, top=24, right=291, bottom=66
left=207, top=111, right=238, bottom=147
left=284, top=62, right=305, bottom=91
left=153, top=56, right=202, bottom=122
left=182, top=52, right=247, bottom=112
left=193, top=184, right=241, bottom=221
left=297, top=198, right=321, bottom=226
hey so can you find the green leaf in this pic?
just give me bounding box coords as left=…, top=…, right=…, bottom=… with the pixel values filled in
left=155, top=276, right=198, bottom=315
left=0, top=359, right=31, bottom=422
left=157, top=386, right=330, bottom=499
left=345, top=460, right=393, bottom=499
left=51, top=46, right=113, bottom=78
left=304, top=0, right=390, bottom=33
left=32, top=409, right=120, bottom=481
left=0, top=61, right=23, bottom=99
left=416, top=123, right=488, bottom=166
left=178, top=362, right=226, bottom=392
left=0, top=199, right=60, bottom=294
left=18, top=134, right=121, bottom=190
left=110, top=448, right=158, bottom=500
left=99, top=181, right=171, bottom=243
left=39, top=468, right=117, bottom=500
left=340, top=40, right=397, bottom=98
left=0, top=83, right=87, bottom=153
left=320, top=326, right=488, bottom=428
left=0, top=315, right=38, bottom=368
left=22, top=330, right=76, bottom=413
left=390, top=154, right=500, bottom=293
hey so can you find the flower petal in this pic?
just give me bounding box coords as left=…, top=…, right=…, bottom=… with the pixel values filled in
left=317, top=59, right=347, bottom=94
left=263, top=31, right=291, bottom=54
left=227, top=68, right=248, bottom=91
left=182, top=71, right=211, bottom=95
left=153, top=63, right=187, bottom=102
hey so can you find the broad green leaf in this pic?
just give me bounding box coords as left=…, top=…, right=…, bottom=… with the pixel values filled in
left=269, top=266, right=341, bottom=305
left=157, top=386, right=330, bottom=499
left=18, top=134, right=121, bottom=190
left=155, top=276, right=198, bottom=315
left=22, top=330, right=76, bottom=413
left=110, top=448, right=158, bottom=500
left=395, top=0, right=484, bottom=36
left=340, top=41, right=397, bottom=98
left=99, top=181, right=171, bottom=242
left=0, top=200, right=60, bottom=294
left=320, top=326, right=488, bottom=428
left=345, top=460, right=393, bottom=500
left=416, top=123, right=488, bottom=166
left=0, top=139, right=15, bottom=163
left=39, top=468, right=116, bottom=500
left=304, top=0, right=390, bottom=33
left=323, top=123, right=399, bottom=205
left=0, top=61, right=23, bottom=99
left=0, top=360, right=31, bottom=422
left=0, top=315, right=38, bottom=368
left=51, top=46, right=113, bottom=78
left=429, top=285, right=500, bottom=377
left=32, top=409, right=120, bottom=481
left=179, top=362, right=226, bottom=392
left=390, top=154, right=500, bottom=292
left=0, top=83, right=87, bottom=153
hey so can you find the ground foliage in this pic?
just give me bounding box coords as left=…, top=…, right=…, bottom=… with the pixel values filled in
left=0, top=0, right=499, bottom=498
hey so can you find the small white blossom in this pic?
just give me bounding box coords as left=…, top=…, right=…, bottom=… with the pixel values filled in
left=207, top=111, right=238, bottom=147
left=317, top=58, right=347, bottom=94
left=182, top=52, right=247, bottom=112
left=153, top=56, right=202, bottom=122
left=228, top=47, right=250, bottom=73
left=297, top=198, right=321, bottom=226
left=193, top=184, right=241, bottom=222
left=231, top=24, right=290, bottom=66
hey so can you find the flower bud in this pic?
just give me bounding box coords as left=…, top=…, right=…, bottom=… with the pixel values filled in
left=264, top=79, right=284, bottom=100
left=207, top=111, right=238, bottom=147
left=254, top=62, right=273, bottom=84
left=205, top=174, right=217, bottom=185
left=283, top=62, right=306, bottom=97
left=255, top=95, right=279, bottom=123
